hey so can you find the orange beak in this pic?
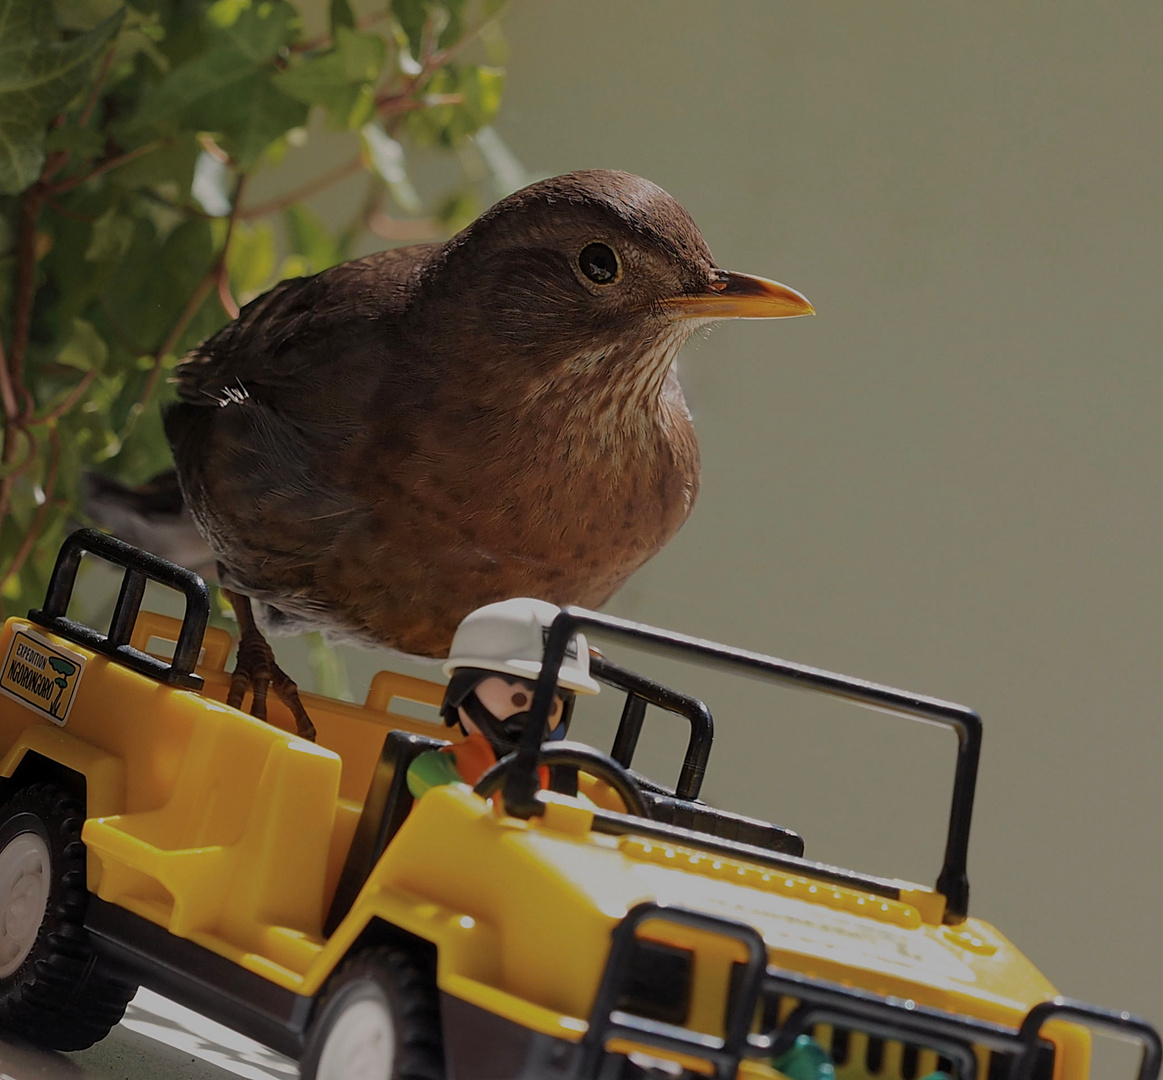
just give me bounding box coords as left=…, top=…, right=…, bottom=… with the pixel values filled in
left=662, top=271, right=814, bottom=320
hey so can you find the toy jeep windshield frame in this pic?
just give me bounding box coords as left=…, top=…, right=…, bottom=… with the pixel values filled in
left=29, top=528, right=209, bottom=690
left=500, top=606, right=981, bottom=923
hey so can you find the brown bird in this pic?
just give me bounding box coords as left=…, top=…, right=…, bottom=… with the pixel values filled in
left=141, top=170, right=812, bottom=736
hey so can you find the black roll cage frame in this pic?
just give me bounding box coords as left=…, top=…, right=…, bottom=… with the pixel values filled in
left=28, top=529, right=210, bottom=691
left=589, top=652, right=712, bottom=801
left=504, top=607, right=982, bottom=923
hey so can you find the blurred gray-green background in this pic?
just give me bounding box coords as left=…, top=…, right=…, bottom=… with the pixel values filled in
left=468, top=1, right=1163, bottom=1030
left=196, top=0, right=1163, bottom=1039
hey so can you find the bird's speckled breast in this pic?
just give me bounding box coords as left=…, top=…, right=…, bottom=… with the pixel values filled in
left=310, top=393, right=700, bottom=656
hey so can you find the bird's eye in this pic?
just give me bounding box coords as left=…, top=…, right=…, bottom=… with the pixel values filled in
left=578, top=243, right=620, bottom=284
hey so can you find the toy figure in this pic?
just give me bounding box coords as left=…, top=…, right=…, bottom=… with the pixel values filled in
left=407, top=597, right=600, bottom=797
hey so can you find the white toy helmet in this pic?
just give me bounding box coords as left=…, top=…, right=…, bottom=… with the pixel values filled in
left=443, top=598, right=600, bottom=695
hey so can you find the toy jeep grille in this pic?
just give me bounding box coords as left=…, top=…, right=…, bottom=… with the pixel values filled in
left=748, top=982, right=1060, bottom=1080
left=586, top=905, right=1160, bottom=1080
left=728, top=976, right=1058, bottom=1080
left=766, top=1015, right=1055, bottom=1080
left=617, top=939, right=693, bottom=1027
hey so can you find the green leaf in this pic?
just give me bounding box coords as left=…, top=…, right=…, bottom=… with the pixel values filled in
left=107, top=132, right=199, bottom=192
left=391, top=0, right=429, bottom=59
left=434, top=186, right=478, bottom=232
left=56, top=317, right=108, bottom=370
left=103, top=217, right=215, bottom=352
left=52, top=0, right=122, bottom=31
left=132, top=0, right=299, bottom=133
left=4, top=0, right=514, bottom=611
left=392, top=0, right=468, bottom=55
left=115, top=26, right=170, bottom=73
left=84, top=203, right=135, bottom=261
left=226, top=220, right=275, bottom=296
left=329, top=0, right=354, bottom=33
left=463, top=64, right=504, bottom=125
left=43, top=124, right=105, bottom=158
left=272, top=29, right=384, bottom=129
left=335, top=27, right=385, bottom=83
left=206, top=0, right=298, bottom=61
left=211, top=73, right=308, bottom=168
left=40, top=186, right=137, bottom=314
left=273, top=49, right=352, bottom=108
left=132, top=44, right=259, bottom=129
left=405, top=64, right=504, bottom=147
left=0, top=1, right=124, bottom=194
left=205, top=0, right=250, bottom=29
left=306, top=631, right=350, bottom=699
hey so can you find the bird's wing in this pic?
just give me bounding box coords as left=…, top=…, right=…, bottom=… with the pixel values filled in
left=162, top=244, right=442, bottom=597
left=171, top=244, right=437, bottom=419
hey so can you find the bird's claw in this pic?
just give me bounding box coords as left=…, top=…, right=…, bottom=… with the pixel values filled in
left=227, top=627, right=317, bottom=741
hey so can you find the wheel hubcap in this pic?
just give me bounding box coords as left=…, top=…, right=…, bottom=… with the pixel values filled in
left=0, top=830, right=51, bottom=978
left=316, top=996, right=396, bottom=1080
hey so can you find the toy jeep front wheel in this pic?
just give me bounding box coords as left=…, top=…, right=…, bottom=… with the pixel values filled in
left=301, top=946, right=444, bottom=1080
left=0, top=783, right=137, bottom=1050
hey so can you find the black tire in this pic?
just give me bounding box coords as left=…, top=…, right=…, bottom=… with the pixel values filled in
left=301, top=946, right=444, bottom=1080
left=0, top=783, right=137, bottom=1051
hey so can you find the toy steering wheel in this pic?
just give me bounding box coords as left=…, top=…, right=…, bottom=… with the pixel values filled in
left=472, top=740, right=650, bottom=818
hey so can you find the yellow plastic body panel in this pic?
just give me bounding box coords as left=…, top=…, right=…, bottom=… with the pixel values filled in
left=0, top=613, right=1093, bottom=1078
left=0, top=614, right=449, bottom=986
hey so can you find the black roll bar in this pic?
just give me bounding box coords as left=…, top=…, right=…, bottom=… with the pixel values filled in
left=505, top=606, right=982, bottom=922
left=28, top=528, right=210, bottom=690
left=590, top=653, right=713, bottom=800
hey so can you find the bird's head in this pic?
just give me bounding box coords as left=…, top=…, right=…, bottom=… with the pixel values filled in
left=416, top=170, right=813, bottom=407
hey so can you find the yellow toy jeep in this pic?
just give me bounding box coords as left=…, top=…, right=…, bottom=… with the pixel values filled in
left=0, top=530, right=1158, bottom=1080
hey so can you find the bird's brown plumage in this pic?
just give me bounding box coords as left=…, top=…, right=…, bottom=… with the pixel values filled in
left=165, top=170, right=811, bottom=658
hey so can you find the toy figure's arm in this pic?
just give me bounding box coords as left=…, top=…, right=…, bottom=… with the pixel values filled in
left=407, top=748, right=464, bottom=797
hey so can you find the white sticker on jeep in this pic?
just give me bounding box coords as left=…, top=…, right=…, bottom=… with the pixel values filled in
left=0, top=625, right=86, bottom=726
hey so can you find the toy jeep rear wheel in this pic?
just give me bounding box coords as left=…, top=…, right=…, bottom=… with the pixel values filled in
left=301, top=945, right=444, bottom=1080
left=0, top=783, right=137, bottom=1051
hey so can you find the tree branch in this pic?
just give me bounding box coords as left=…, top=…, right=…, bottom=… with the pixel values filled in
left=290, top=7, right=391, bottom=53
left=409, top=11, right=501, bottom=93
left=50, top=141, right=164, bottom=196
left=0, top=327, right=27, bottom=526
left=0, top=424, right=61, bottom=600
left=9, top=186, right=46, bottom=397
left=240, top=155, right=363, bottom=220
left=0, top=333, right=17, bottom=426
left=31, top=368, right=99, bottom=427
left=216, top=262, right=240, bottom=320
left=139, top=175, right=248, bottom=408
left=79, top=46, right=116, bottom=128
left=0, top=426, right=35, bottom=523
left=376, top=91, right=463, bottom=116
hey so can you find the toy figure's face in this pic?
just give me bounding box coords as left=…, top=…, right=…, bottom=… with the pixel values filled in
left=457, top=674, right=570, bottom=755
left=467, top=676, right=567, bottom=733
